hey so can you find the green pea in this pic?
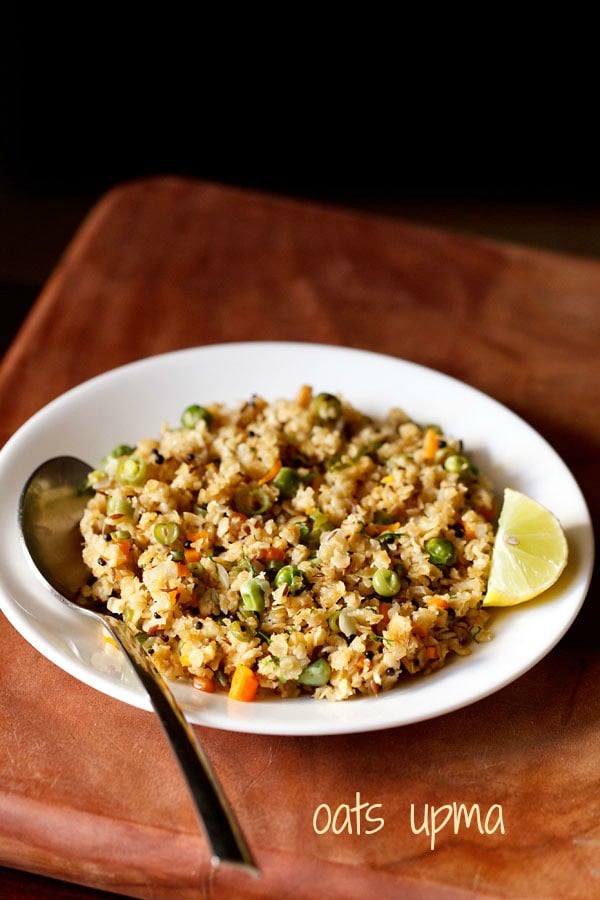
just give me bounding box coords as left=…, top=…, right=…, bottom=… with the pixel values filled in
left=274, top=565, right=306, bottom=594
left=273, top=466, right=300, bottom=498
left=298, top=658, right=331, bottom=687
left=116, top=455, right=148, bottom=486
left=372, top=568, right=401, bottom=597
left=233, top=485, right=272, bottom=517
left=312, top=392, right=342, bottom=423
left=153, top=521, right=181, bottom=546
left=181, top=404, right=213, bottom=429
left=443, top=454, right=477, bottom=478
left=240, top=577, right=265, bottom=613
left=112, top=529, right=131, bottom=541
left=425, top=537, right=457, bottom=566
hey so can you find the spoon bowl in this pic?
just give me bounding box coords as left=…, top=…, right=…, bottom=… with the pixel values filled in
left=19, top=455, right=258, bottom=876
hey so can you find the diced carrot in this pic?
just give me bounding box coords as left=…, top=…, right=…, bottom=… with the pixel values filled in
left=366, top=521, right=401, bottom=536
left=428, top=595, right=450, bottom=610
left=184, top=548, right=201, bottom=564
left=114, top=540, right=131, bottom=563
left=257, top=458, right=282, bottom=485
left=374, top=601, right=393, bottom=635
left=296, top=384, right=313, bottom=408
left=426, top=646, right=440, bottom=660
left=422, top=427, right=440, bottom=462
left=193, top=676, right=216, bottom=693
left=481, top=503, right=496, bottom=522
left=186, top=530, right=210, bottom=542
left=461, top=519, right=478, bottom=540
left=228, top=665, right=259, bottom=702
left=176, top=562, right=191, bottom=578
left=261, top=546, right=287, bottom=562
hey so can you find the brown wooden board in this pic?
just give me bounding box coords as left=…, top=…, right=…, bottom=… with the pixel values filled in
left=0, top=179, right=598, bottom=899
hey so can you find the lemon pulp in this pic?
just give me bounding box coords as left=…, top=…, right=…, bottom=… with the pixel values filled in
left=483, top=488, right=568, bottom=607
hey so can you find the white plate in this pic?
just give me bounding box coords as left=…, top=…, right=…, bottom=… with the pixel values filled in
left=0, top=343, right=594, bottom=735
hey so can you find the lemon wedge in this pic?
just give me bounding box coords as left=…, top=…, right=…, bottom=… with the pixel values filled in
left=483, top=488, right=568, bottom=607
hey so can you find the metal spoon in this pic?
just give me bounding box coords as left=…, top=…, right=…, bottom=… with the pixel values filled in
left=19, top=455, right=258, bottom=877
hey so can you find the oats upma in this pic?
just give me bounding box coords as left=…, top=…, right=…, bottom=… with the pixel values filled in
left=79, top=386, right=495, bottom=701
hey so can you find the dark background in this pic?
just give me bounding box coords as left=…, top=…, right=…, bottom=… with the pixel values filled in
left=3, top=45, right=600, bottom=358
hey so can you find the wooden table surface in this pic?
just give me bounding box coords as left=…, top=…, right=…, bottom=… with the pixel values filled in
left=0, top=178, right=598, bottom=900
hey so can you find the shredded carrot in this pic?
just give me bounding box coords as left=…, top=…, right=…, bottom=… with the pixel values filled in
left=228, top=665, right=259, bottom=702
left=257, top=458, right=282, bottom=485
left=193, top=676, right=216, bottom=693
left=422, top=427, right=440, bottom=462
left=426, top=646, right=440, bottom=660
left=261, top=546, right=287, bottom=562
left=296, top=384, right=313, bottom=408
left=184, top=548, right=201, bottom=564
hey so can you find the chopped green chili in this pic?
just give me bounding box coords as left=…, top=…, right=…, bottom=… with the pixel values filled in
left=116, top=456, right=147, bottom=486
left=444, top=454, right=478, bottom=478
left=298, top=658, right=331, bottom=686
left=240, top=578, right=265, bottom=613
left=106, top=493, right=133, bottom=518
left=109, top=444, right=135, bottom=458
left=181, top=404, right=212, bottom=428
left=233, top=485, right=271, bottom=516
left=272, top=466, right=300, bottom=498
left=153, top=521, right=181, bottom=546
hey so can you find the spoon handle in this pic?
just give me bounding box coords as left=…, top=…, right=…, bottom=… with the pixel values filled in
left=103, top=616, right=258, bottom=876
